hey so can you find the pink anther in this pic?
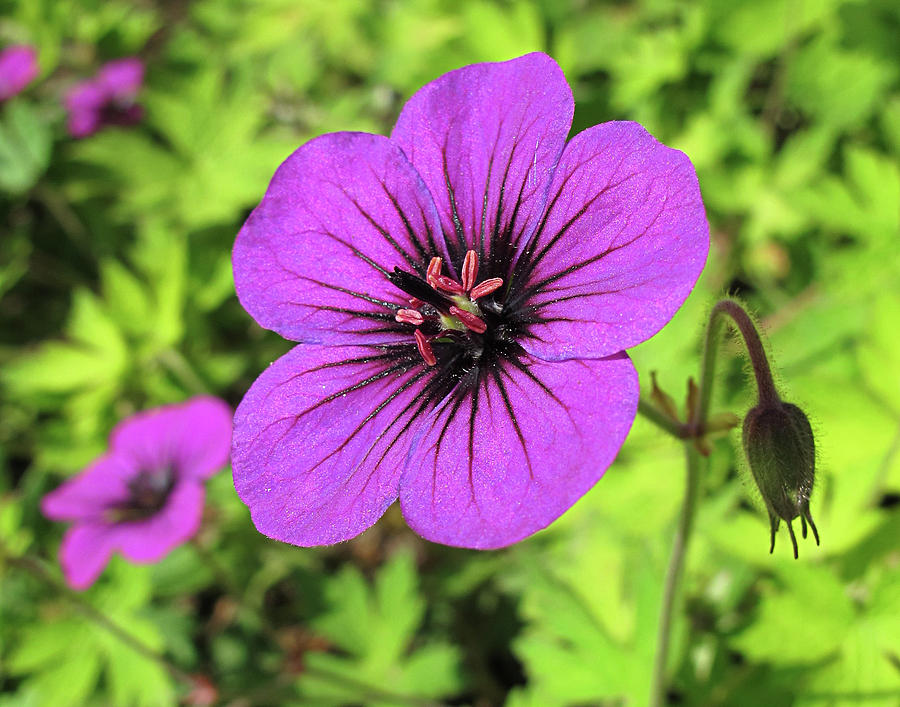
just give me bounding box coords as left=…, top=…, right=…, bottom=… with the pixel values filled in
left=395, top=308, right=425, bottom=326
left=408, top=297, right=426, bottom=309
left=426, top=256, right=443, bottom=287
left=414, top=328, right=437, bottom=366
left=449, top=306, right=487, bottom=334
left=469, top=277, right=503, bottom=300
left=433, top=275, right=465, bottom=294
left=461, top=250, right=479, bottom=291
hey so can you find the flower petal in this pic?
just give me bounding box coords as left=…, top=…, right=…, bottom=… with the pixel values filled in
left=232, top=343, right=433, bottom=546
left=391, top=52, right=573, bottom=275
left=0, top=45, right=39, bottom=102
left=399, top=352, right=637, bottom=548
left=233, top=132, right=447, bottom=345
left=110, top=396, right=232, bottom=481
left=511, top=122, right=709, bottom=361
left=113, top=481, right=205, bottom=562
left=59, top=524, right=115, bottom=590
left=41, top=455, right=133, bottom=522
left=97, top=58, right=143, bottom=99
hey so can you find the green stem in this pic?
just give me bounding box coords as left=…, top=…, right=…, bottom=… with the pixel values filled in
left=650, top=443, right=702, bottom=707
left=156, top=348, right=208, bottom=396
left=637, top=396, right=686, bottom=439
left=697, top=300, right=778, bottom=425
left=650, top=298, right=771, bottom=704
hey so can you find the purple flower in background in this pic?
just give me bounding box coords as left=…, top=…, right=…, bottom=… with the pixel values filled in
left=65, top=57, right=144, bottom=138
left=41, top=397, right=232, bottom=589
left=232, top=53, right=709, bottom=549
left=0, top=45, right=39, bottom=102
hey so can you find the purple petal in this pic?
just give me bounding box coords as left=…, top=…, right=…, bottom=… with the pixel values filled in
left=0, top=45, right=39, bottom=101
left=232, top=343, right=432, bottom=546
left=110, top=396, right=232, bottom=481
left=112, top=481, right=205, bottom=562
left=59, top=524, right=115, bottom=590
left=41, top=455, right=133, bottom=522
left=65, top=82, right=106, bottom=138
left=233, top=132, right=447, bottom=345
left=97, top=57, right=144, bottom=99
left=512, top=121, right=709, bottom=361
left=64, top=81, right=106, bottom=113
left=391, top=53, right=573, bottom=271
left=399, top=352, right=638, bottom=548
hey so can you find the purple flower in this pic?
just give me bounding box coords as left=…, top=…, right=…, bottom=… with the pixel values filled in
left=41, top=397, right=232, bottom=590
left=232, top=53, right=709, bottom=549
left=0, top=45, right=39, bottom=102
left=64, top=57, right=144, bottom=138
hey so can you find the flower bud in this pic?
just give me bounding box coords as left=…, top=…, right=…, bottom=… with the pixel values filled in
left=742, top=401, right=819, bottom=558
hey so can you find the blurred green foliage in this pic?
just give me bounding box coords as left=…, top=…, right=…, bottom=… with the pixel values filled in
left=1, top=0, right=898, bottom=705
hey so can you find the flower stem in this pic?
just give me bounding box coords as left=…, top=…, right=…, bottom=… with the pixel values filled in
left=637, top=395, right=686, bottom=439
left=157, top=348, right=208, bottom=396
left=650, top=443, right=702, bottom=707
left=650, top=298, right=771, bottom=704
left=697, top=299, right=778, bottom=423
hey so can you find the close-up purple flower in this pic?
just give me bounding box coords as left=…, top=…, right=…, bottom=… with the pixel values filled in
left=0, top=45, right=39, bottom=102
left=232, top=52, right=709, bottom=549
left=41, top=397, right=232, bottom=590
left=64, top=57, right=144, bottom=138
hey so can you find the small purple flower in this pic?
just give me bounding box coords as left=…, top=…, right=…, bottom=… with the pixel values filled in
left=232, top=53, right=709, bottom=549
left=41, top=397, right=232, bottom=589
left=0, top=45, right=39, bottom=102
left=64, top=57, right=144, bottom=138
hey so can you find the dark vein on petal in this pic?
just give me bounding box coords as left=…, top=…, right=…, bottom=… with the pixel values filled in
left=375, top=177, right=429, bottom=273
left=337, top=189, right=423, bottom=274
left=441, top=145, right=466, bottom=260
left=491, top=368, right=534, bottom=480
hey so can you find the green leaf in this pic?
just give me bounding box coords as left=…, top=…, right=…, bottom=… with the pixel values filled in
left=732, top=563, right=855, bottom=664
left=1, top=289, right=127, bottom=396
left=299, top=551, right=462, bottom=705
left=0, top=101, right=52, bottom=194
left=787, top=38, right=896, bottom=129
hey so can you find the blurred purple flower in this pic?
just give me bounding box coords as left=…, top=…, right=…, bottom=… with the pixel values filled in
left=232, top=53, right=709, bottom=549
left=0, top=45, right=39, bottom=102
left=41, top=397, right=232, bottom=590
left=65, top=57, right=144, bottom=138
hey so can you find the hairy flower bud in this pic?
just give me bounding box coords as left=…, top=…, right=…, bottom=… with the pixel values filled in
left=742, top=401, right=819, bottom=558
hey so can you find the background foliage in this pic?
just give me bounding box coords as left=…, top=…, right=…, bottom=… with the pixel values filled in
left=1, top=0, right=898, bottom=705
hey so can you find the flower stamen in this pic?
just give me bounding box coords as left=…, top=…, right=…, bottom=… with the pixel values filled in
left=426, top=256, right=443, bottom=288
left=433, top=275, right=466, bottom=294
left=449, top=306, right=487, bottom=334
left=414, top=328, right=437, bottom=366
left=395, top=308, right=425, bottom=326
left=461, top=250, right=479, bottom=291
left=470, top=277, right=503, bottom=300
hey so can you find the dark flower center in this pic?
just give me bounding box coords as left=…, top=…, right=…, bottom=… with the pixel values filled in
left=99, top=98, right=142, bottom=128
left=105, top=466, right=175, bottom=523
left=387, top=249, right=524, bottom=373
